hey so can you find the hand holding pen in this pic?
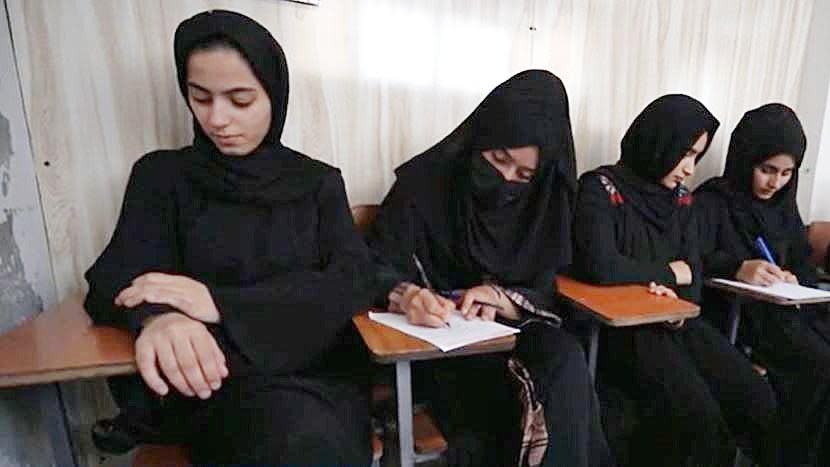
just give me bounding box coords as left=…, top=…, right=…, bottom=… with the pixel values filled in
left=735, top=236, right=797, bottom=286
left=394, top=254, right=454, bottom=328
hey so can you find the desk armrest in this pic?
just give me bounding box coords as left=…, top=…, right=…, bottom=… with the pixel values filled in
left=555, top=276, right=700, bottom=327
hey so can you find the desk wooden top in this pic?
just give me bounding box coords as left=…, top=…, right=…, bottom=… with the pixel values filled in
left=556, top=276, right=700, bottom=326
left=704, top=279, right=830, bottom=306
left=0, top=296, right=136, bottom=388
left=352, top=311, right=516, bottom=365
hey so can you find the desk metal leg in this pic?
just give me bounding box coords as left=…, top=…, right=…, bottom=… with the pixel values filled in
left=40, top=383, right=76, bottom=467
left=727, top=299, right=742, bottom=345
left=587, top=324, right=599, bottom=382
left=395, top=360, right=415, bottom=467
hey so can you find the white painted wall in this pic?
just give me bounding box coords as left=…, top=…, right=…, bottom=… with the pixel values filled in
left=798, top=0, right=830, bottom=222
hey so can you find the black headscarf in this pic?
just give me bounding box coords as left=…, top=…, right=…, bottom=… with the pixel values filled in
left=393, top=69, right=576, bottom=301
left=600, top=94, right=719, bottom=231
left=173, top=10, right=329, bottom=206
left=696, top=103, right=807, bottom=265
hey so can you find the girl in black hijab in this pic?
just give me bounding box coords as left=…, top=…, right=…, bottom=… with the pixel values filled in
left=85, top=10, right=374, bottom=465
left=573, top=95, right=778, bottom=466
left=697, top=103, right=830, bottom=466
left=367, top=70, right=614, bottom=467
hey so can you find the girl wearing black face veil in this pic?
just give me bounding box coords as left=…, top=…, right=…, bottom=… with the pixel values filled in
left=572, top=95, right=778, bottom=467
left=367, top=70, right=614, bottom=467
left=84, top=10, right=374, bottom=465
left=697, top=103, right=830, bottom=466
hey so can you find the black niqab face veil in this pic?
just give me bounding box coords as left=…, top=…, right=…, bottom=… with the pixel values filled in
left=173, top=10, right=325, bottom=205
left=395, top=70, right=576, bottom=294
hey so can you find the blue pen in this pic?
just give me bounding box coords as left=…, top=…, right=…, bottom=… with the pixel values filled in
left=755, top=236, right=777, bottom=265
left=755, top=236, right=801, bottom=308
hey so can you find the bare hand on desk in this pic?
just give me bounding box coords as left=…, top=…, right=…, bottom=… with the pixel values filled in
left=459, top=285, right=519, bottom=321
left=136, top=313, right=228, bottom=399
left=648, top=282, right=678, bottom=299
left=115, top=272, right=220, bottom=323
left=388, top=282, right=455, bottom=328
left=736, top=260, right=796, bottom=286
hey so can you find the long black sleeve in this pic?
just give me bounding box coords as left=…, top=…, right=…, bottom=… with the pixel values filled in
left=210, top=172, right=376, bottom=374
left=84, top=151, right=181, bottom=333
left=695, top=192, right=744, bottom=279
left=364, top=179, right=420, bottom=305
left=573, top=175, right=677, bottom=286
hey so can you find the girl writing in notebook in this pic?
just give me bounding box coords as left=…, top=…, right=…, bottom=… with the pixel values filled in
left=367, top=70, right=613, bottom=467
left=696, top=103, right=830, bottom=466
left=572, top=95, right=778, bottom=466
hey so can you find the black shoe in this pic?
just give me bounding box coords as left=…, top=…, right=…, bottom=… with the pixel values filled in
left=91, top=414, right=164, bottom=454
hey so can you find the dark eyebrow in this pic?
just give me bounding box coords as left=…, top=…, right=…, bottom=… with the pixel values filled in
left=761, top=162, right=795, bottom=171
left=186, top=82, right=257, bottom=95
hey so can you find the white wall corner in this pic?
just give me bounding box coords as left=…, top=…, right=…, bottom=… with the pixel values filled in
left=798, top=0, right=830, bottom=222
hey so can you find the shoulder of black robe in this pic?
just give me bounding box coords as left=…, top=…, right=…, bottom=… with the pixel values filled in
left=695, top=103, right=815, bottom=284
left=369, top=69, right=576, bottom=314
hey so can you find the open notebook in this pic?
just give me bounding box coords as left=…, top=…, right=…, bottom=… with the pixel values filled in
left=710, top=278, right=830, bottom=303
left=368, top=311, right=520, bottom=352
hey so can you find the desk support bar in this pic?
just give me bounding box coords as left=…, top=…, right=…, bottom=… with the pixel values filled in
left=395, top=361, right=415, bottom=467
left=40, top=383, right=76, bottom=467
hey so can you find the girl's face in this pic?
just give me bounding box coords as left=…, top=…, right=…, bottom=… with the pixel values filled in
left=186, top=47, right=272, bottom=156
left=660, top=131, right=708, bottom=189
left=752, top=153, right=796, bottom=200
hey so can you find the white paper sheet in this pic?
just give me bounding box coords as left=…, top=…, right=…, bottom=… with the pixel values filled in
left=368, top=311, right=520, bottom=352
left=710, top=278, right=830, bottom=302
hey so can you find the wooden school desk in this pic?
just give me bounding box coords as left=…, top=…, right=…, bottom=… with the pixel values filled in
left=0, top=295, right=135, bottom=467
left=0, top=298, right=386, bottom=467
left=352, top=311, right=516, bottom=467
left=705, top=279, right=830, bottom=344
left=555, top=276, right=701, bottom=378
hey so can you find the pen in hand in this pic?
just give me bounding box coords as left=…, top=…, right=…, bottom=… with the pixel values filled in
left=755, top=236, right=777, bottom=265
left=412, top=254, right=451, bottom=328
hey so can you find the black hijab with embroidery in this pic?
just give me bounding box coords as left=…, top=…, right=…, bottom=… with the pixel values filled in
left=696, top=103, right=814, bottom=283
left=574, top=95, right=719, bottom=301
left=602, top=94, right=719, bottom=232
left=174, top=9, right=329, bottom=205
left=369, top=70, right=576, bottom=312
